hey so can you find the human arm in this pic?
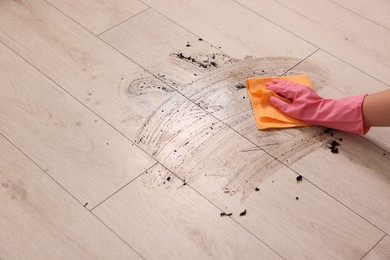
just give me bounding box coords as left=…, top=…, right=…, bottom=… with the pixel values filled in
left=362, top=89, right=390, bottom=126
left=266, top=79, right=390, bottom=134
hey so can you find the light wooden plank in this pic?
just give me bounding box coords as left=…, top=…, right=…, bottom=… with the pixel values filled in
left=364, top=236, right=390, bottom=260
left=136, top=0, right=317, bottom=59
left=0, top=41, right=155, bottom=209
left=46, top=0, right=148, bottom=35
left=0, top=0, right=176, bottom=144
left=335, top=0, right=390, bottom=30
left=290, top=133, right=390, bottom=234
left=100, top=8, right=304, bottom=95
left=214, top=166, right=383, bottom=259
left=93, top=164, right=282, bottom=260
left=0, top=135, right=142, bottom=260
left=235, top=0, right=390, bottom=85
left=99, top=10, right=384, bottom=259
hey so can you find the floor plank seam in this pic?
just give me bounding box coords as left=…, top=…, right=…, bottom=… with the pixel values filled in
left=97, top=7, right=151, bottom=37
left=360, top=233, right=386, bottom=260
left=91, top=212, right=146, bottom=260
left=328, top=0, right=390, bottom=32
left=0, top=132, right=85, bottom=210
left=281, top=48, right=320, bottom=76
left=90, top=162, right=158, bottom=211
left=233, top=0, right=390, bottom=90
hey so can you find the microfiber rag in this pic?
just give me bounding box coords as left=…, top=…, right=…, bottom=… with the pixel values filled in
left=245, top=74, right=314, bottom=130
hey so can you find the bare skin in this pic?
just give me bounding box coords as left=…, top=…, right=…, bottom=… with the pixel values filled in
left=362, top=89, right=390, bottom=127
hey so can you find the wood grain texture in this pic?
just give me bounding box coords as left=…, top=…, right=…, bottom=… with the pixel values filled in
left=0, top=41, right=155, bottom=209
left=94, top=164, right=282, bottom=260
left=220, top=167, right=383, bottom=259
left=334, top=0, right=390, bottom=30
left=235, top=0, right=390, bottom=85
left=46, top=0, right=148, bottom=35
left=0, top=135, right=141, bottom=260
left=0, top=0, right=174, bottom=144
left=137, top=0, right=316, bottom=59
left=290, top=133, right=390, bottom=234
left=364, top=236, right=390, bottom=260
left=100, top=10, right=384, bottom=259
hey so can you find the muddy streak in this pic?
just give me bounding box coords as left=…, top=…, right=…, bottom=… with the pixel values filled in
left=134, top=53, right=329, bottom=201
left=170, top=52, right=239, bottom=71
left=117, top=73, right=176, bottom=133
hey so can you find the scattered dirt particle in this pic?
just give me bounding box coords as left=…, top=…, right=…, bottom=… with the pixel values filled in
left=167, top=177, right=171, bottom=181
left=84, top=202, right=88, bottom=207
left=199, top=38, right=203, bottom=41
left=186, top=42, right=191, bottom=47
left=220, top=212, right=233, bottom=217
left=194, top=73, right=197, bottom=76
left=328, top=140, right=340, bottom=154
left=255, top=187, right=260, bottom=191
left=235, top=83, right=246, bottom=90
left=296, top=175, right=303, bottom=182
left=184, top=141, right=189, bottom=145
left=296, top=197, right=299, bottom=200
left=239, top=209, right=247, bottom=216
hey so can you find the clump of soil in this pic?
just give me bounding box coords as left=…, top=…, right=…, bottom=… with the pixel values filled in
left=323, top=128, right=343, bottom=154
left=328, top=140, right=340, bottom=154
left=220, top=212, right=233, bottom=217
left=171, top=52, right=239, bottom=70
left=296, top=175, right=303, bottom=182
left=235, top=83, right=246, bottom=90
left=255, top=187, right=260, bottom=191
left=239, top=209, right=247, bottom=216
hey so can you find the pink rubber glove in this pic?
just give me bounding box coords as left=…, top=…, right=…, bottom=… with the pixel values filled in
left=266, top=79, right=370, bottom=134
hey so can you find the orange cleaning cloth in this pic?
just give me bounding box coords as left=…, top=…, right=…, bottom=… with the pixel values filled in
left=246, top=74, right=314, bottom=130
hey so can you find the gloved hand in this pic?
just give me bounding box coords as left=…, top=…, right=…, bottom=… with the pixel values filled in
left=266, top=79, right=370, bottom=134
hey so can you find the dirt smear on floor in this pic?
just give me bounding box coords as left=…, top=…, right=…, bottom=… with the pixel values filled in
left=133, top=50, right=330, bottom=202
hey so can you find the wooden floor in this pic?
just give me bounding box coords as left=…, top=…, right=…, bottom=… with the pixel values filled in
left=1, top=0, right=390, bottom=259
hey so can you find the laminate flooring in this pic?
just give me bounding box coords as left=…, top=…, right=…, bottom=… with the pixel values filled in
left=1, top=0, right=390, bottom=259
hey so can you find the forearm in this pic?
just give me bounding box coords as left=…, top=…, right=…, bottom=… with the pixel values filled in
left=362, top=89, right=390, bottom=127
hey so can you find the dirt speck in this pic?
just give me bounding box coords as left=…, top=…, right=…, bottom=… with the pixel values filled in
left=328, top=140, right=340, bottom=154
left=296, top=175, right=303, bottom=182
left=235, top=83, right=246, bottom=90
left=239, top=209, right=247, bottom=216
left=220, top=212, right=233, bottom=217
